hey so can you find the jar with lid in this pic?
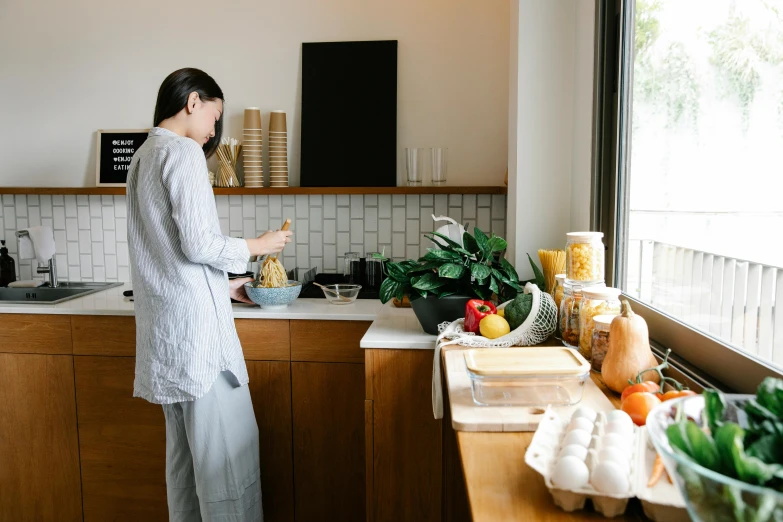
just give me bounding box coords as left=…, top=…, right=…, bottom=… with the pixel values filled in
left=560, top=281, right=606, bottom=350
left=578, top=287, right=621, bottom=361
left=565, top=232, right=605, bottom=284
left=553, top=274, right=566, bottom=338
left=590, top=315, right=615, bottom=373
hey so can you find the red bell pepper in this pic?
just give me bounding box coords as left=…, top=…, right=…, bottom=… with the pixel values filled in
left=464, top=299, right=497, bottom=333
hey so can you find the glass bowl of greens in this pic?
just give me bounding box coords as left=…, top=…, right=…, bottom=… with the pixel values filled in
left=647, top=379, right=783, bottom=522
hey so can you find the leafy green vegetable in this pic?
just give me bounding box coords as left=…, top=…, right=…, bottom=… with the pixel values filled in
left=704, top=388, right=727, bottom=434
left=504, top=293, right=533, bottom=330
left=714, top=423, right=781, bottom=485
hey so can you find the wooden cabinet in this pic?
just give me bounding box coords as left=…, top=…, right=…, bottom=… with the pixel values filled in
left=4, top=313, right=72, bottom=354
left=0, top=353, right=82, bottom=522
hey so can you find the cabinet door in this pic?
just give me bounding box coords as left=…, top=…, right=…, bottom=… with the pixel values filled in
left=246, top=361, right=295, bottom=522
left=292, top=362, right=365, bottom=522
left=74, top=356, right=168, bottom=522
left=0, top=354, right=82, bottom=522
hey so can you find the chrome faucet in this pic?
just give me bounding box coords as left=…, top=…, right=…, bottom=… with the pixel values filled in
left=15, top=230, right=58, bottom=288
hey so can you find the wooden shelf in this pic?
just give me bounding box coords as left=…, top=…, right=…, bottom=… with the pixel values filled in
left=0, top=186, right=507, bottom=196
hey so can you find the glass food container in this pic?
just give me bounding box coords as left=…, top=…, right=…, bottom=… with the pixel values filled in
left=343, top=252, right=361, bottom=284
left=578, top=287, right=622, bottom=361
left=590, top=314, right=616, bottom=373
left=565, top=231, right=605, bottom=284
left=464, top=347, right=590, bottom=407
left=553, top=273, right=566, bottom=339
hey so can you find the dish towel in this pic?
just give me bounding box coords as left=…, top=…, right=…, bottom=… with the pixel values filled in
left=8, top=280, right=46, bottom=288
left=18, top=226, right=56, bottom=263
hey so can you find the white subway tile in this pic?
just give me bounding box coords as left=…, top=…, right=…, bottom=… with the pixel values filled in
left=28, top=207, right=41, bottom=227
left=216, top=196, right=229, bottom=218
left=296, top=245, right=309, bottom=267
left=323, top=195, right=336, bottom=218
left=105, top=255, right=118, bottom=279
left=66, top=218, right=79, bottom=241
left=55, top=254, right=67, bottom=276
left=434, top=195, right=448, bottom=217
left=255, top=205, right=269, bottom=232
left=27, top=195, right=39, bottom=206
left=118, top=266, right=130, bottom=283
left=406, top=219, right=420, bottom=245
left=104, top=231, right=116, bottom=254
left=491, top=195, right=506, bottom=220
left=78, top=206, right=90, bottom=230
left=68, top=266, right=80, bottom=282
left=420, top=194, right=434, bottom=207
left=365, top=194, right=378, bottom=206
left=365, top=207, right=378, bottom=232
left=101, top=195, right=113, bottom=205
left=309, top=207, right=323, bottom=232
left=364, top=232, right=378, bottom=253
left=20, top=263, right=33, bottom=281
left=282, top=195, right=295, bottom=207
left=255, top=195, right=268, bottom=207
left=337, top=195, right=350, bottom=206
left=420, top=208, right=432, bottom=230
left=89, top=196, right=102, bottom=217
left=269, top=195, right=282, bottom=218
left=15, top=195, right=27, bottom=216
left=337, top=207, right=350, bottom=232
left=392, top=233, right=405, bottom=260
left=41, top=218, right=53, bottom=230
left=3, top=207, right=15, bottom=229
left=53, top=206, right=64, bottom=228
left=229, top=195, right=242, bottom=207
left=94, top=266, right=106, bottom=282
left=337, top=232, right=350, bottom=257
left=117, top=242, right=129, bottom=266
left=309, top=233, right=323, bottom=256
left=93, top=241, right=104, bottom=265
left=406, top=245, right=419, bottom=261
left=114, top=197, right=127, bottom=218
left=66, top=242, right=79, bottom=266
left=16, top=217, right=28, bottom=231
left=76, top=195, right=88, bottom=206
left=5, top=239, right=16, bottom=254
left=350, top=195, right=363, bottom=218
left=392, top=207, right=405, bottom=232
left=463, top=194, right=477, bottom=220
left=324, top=245, right=336, bottom=271
left=80, top=255, right=93, bottom=278
left=449, top=195, right=463, bottom=207
left=324, top=219, right=336, bottom=244
left=478, top=194, right=491, bottom=207
left=477, top=207, right=491, bottom=233
left=492, top=220, right=506, bottom=237
left=90, top=218, right=102, bottom=241
left=243, top=195, right=256, bottom=218
left=406, top=195, right=419, bottom=218
left=229, top=206, right=242, bottom=233
left=54, top=231, right=66, bottom=254
left=295, top=195, right=309, bottom=218
left=448, top=208, right=462, bottom=226
left=392, top=194, right=405, bottom=206
left=40, top=195, right=52, bottom=218
left=243, top=219, right=255, bottom=239
left=281, top=207, right=295, bottom=228
left=420, top=242, right=431, bottom=258
left=219, top=218, right=229, bottom=235
left=295, top=219, right=309, bottom=244
left=349, top=244, right=365, bottom=257
left=2, top=194, right=13, bottom=205
left=115, top=219, right=127, bottom=242
left=52, top=194, right=63, bottom=206
left=309, top=194, right=323, bottom=206
left=378, top=219, right=391, bottom=244
left=65, top=195, right=77, bottom=218
left=350, top=219, right=364, bottom=244
left=378, top=195, right=392, bottom=218
left=78, top=230, right=91, bottom=254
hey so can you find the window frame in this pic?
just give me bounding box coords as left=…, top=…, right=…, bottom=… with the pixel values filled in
left=592, top=0, right=783, bottom=393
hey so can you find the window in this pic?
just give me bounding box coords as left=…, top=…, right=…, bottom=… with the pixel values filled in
left=597, top=0, right=783, bottom=391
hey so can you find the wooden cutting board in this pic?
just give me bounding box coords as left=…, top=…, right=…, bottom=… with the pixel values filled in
left=442, top=347, right=616, bottom=432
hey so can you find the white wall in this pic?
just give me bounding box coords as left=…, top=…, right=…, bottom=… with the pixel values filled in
left=0, top=0, right=509, bottom=187
left=507, top=0, right=595, bottom=276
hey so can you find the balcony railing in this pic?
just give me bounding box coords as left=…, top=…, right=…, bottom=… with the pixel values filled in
left=626, top=240, right=782, bottom=364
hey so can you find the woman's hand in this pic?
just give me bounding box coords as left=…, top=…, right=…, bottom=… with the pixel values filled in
left=229, top=277, right=254, bottom=304
left=248, top=229, right=293, bottom=256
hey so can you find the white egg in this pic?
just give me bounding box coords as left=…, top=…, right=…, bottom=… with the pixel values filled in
left=562, top=429, right=592, bottom=448
left=604, top=420, right=634, bottom=437
left=572, top=407, right=597, bottom=423
left=591, top=460, right=630, bottom=495
left=598, top=447, right=631, bottom=475
left=552, top=456, right=590, bottom=490
left=605, top=410, right=633, bottom=426
left=601, top=433, right=632, bottom=453
left=567, top=417, right=595, bottom=434
left=558, top=444, right=589, bottom=461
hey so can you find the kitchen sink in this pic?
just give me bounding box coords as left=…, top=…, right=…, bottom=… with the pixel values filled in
left=0, top=282, right=123, bottom=304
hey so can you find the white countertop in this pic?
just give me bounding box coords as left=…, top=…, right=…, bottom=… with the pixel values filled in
left=360, top=302, right=436, bottom=349
left=0, top=283, right=383, bottom=321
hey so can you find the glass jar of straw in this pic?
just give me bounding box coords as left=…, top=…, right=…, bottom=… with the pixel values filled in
left=215, top=137, right=242, bottom=187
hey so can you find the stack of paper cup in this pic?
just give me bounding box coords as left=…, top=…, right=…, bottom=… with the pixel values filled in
left=243, top=108, right=263, bottom=187
left=268, top=110, right=288, bottom=187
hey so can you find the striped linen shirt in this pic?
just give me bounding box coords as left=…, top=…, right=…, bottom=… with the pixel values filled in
left=127, top=127, right=251, bottom=404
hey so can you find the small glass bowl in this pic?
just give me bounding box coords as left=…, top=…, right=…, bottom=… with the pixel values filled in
left=321, top=284, right=361, bottom=305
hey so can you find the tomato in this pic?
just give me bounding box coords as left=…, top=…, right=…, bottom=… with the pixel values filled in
left=621, top=381, right=661, bottom=402
left=621, top=392, right=662, bottom=426
left=658, top=390, right=697, bottom=402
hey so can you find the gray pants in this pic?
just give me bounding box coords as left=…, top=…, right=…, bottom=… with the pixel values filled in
left=162, top=371, right=263, bottom=522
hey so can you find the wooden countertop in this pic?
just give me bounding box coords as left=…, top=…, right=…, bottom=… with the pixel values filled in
left=450, top=349, right=647, bottom=521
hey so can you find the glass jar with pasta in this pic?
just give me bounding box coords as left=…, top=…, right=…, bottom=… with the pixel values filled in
left=565, top=232, right=605, bottom=284
left=590, top=314, right=615, bottom=373
left=553, top=274, right=566, bottom=339
left=578, top=287, right=621, bottom=361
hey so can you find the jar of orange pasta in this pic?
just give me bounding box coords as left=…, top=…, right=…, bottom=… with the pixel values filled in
left=565, top=232, right=605, bottom=284
left=578, top=287, right=621, bottom=361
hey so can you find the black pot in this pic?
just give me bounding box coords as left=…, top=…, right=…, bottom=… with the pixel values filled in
left=410, top=295, right=472, bottom=335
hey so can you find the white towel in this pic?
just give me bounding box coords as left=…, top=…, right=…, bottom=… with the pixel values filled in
left=18, top=226, right=56, bottom=264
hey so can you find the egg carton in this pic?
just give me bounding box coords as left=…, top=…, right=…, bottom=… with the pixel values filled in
left=524, top=408, right=688, bottom=520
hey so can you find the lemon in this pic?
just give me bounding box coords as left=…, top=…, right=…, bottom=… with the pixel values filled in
left=497, top=309, right=505, bottom=318
left=479, top=314, right=511, bottom=339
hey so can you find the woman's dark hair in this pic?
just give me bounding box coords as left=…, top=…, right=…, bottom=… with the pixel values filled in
left=154, top=68, right=224, bottom=158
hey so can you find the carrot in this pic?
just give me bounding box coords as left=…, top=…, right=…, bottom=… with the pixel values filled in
left=648, top=453, right=665, bottom=487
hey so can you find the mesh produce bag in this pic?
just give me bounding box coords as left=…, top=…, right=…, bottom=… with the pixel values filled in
left=431, top=283, right=558, bottom=418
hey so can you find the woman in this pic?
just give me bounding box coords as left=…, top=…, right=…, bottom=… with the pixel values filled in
left=126, top=68, right=290, bottom=522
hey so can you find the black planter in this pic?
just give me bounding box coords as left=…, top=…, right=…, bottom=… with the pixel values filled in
left=409, top=295, right=472, bottom=335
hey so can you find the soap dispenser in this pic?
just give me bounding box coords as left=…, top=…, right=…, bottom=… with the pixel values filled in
left=0, top=240, right=16, bottom=287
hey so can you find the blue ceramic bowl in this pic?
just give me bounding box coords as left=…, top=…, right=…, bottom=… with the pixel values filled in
left=244, top=280, right=302, bottom=309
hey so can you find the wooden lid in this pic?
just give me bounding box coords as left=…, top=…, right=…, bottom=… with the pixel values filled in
left=464, top=347, right=590, bottom=377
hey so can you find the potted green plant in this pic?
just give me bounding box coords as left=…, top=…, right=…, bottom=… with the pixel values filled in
left=376, top=227, right=523, bottom=334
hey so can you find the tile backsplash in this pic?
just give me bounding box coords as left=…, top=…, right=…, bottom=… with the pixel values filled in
left=0, top=193, right=506, bottom=283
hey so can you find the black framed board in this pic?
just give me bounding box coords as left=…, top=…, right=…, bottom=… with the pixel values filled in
left=95, top=129, right=149, bottom=186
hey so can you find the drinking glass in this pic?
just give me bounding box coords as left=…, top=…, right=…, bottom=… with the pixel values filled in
left=431, top=147, right=448, bottom=185
left=405, top=148, right=424, bottom=186
left=343, top=252, right=361, bottom=284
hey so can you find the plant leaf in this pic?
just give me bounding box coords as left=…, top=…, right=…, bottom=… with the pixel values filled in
left=379, top=278, right=399, bottom=304
left=463, top=232, right=480, bottom=255
left=500, top=256, right=519, bottom=282
left=386, top=262, right=410, bottom=283
left=425, top=234, right=472, bottom=256
left=527, top=253, right=546, bottom=291
left=474, top=227, right=492, bottom=258
left=489, top=275, right=500, bottom=295
left=424, top=249, right=462, bottom=262
left=412, top=271, right=449, bottom=291
left=406, top=261, right=441, bottom=274
left=438, top=263, right=467, bottom=279
left=471, top=263, right=491, bottom=281
left=427, top=231, right=462, bottom=250
left=488, top=236, right=507, bottom=253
